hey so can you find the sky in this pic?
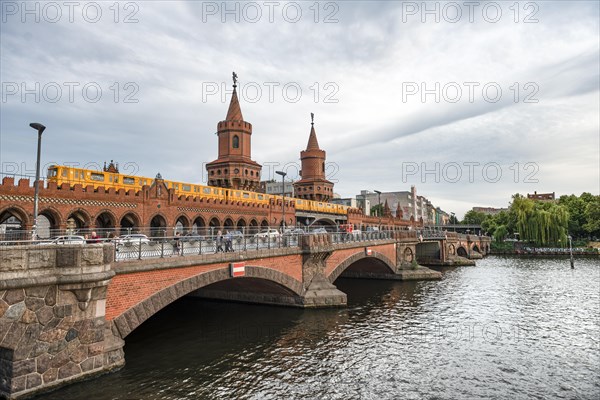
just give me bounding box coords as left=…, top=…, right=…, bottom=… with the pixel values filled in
left=1, top=0, right=598, bottom=219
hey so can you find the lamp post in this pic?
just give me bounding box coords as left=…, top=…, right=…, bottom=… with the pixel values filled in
left=276, top=171, right=287, bottom=232
left=568, top=234, right=574, bottom=269
left=450, top=212, right=456, bottom=232
left=374, top=190, right=382, bottom=217
left=29, top=123, right=46, bottom=241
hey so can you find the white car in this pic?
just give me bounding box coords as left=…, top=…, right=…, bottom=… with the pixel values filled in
left=42, top=235, right=86, bottom=245
left=254, top=229, right=280, bottom=238
left=116, top=234, right=150, bottom=245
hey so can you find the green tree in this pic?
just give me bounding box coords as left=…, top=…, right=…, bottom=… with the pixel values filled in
left=370, top=204, right=383, bottom=217
left=494, top=225, right=508, bottom=242
left=512, top=194, right=569, bottom=246
left=583, top=196, right=600, bottom=236
left=462, top=210, right=489, bottom=225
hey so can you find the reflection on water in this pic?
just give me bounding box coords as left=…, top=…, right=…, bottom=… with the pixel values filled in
left=40, top=256, right=600, bottom=399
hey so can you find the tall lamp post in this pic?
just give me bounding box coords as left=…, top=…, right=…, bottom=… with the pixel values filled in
left=29, top=122, right=46, bottom=240
left=276, top=171, right=287, bottom=231
left=374, top=190, right=382, bottom=216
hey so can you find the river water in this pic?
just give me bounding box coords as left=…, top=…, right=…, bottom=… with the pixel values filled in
left=40, top=256, right=599, bottom=400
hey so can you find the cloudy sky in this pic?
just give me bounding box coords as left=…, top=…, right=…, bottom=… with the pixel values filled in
left=1, top=1, right=598, bottom=218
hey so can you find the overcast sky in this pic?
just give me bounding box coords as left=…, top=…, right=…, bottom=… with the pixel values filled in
left=1, top=1, right=598, bottom=218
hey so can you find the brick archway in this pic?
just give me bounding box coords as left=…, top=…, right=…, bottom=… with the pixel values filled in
left=327, top=251, right=396, bottom=283
left=108, top=265, right=304, bottom=339
left=0, top=205, right=30, bottom=227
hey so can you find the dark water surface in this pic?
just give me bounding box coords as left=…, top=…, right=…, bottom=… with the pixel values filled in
left=40, top=256, right=599, bottom=399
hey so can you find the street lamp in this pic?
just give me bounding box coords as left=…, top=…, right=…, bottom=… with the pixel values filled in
left=374, top=190, right=382, bottom=217
left=29, top=122, right=46, bottom=240
left=276, top=171, right=287, bottom=231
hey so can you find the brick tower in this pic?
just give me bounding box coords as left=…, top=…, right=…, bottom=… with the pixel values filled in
left=206, top=72, right=262, bottom=190
left=294, top=113, right=334, bottom=201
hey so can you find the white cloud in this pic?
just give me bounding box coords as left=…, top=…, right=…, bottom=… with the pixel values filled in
left=1, top=1, right=598, bottom=219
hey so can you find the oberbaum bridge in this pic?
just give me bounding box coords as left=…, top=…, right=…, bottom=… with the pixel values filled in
left=0, top=75, right=490, bottom=399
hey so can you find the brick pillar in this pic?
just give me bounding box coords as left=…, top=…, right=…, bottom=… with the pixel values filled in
left=300, top=234, right=346, bottom=307
left=0, top=244, right=123, bottom=399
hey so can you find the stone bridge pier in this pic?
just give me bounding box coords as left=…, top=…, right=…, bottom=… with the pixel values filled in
left=0, top=245, right=124, bottom=400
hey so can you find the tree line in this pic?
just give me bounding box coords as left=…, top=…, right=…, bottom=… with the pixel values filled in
left=462, top=193, right=600, bottom=246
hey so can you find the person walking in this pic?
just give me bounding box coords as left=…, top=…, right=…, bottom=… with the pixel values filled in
left=216, top=229, right=224, bottom=252
left=224, top=230, right=233, bottom=252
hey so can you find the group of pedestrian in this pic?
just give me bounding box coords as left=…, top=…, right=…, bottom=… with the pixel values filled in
left=216, top=230, right=235, bottom=252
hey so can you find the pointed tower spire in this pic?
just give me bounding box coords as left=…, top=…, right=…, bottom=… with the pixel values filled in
left=226, top=71, right=243, bottom=121
left=306, top=112, right=320, bottom=150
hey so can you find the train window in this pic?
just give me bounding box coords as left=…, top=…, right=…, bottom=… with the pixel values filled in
left=242, top=193, right=250, bottom=199
left=47, top=168, right=58, bottom=178
left=123, top=177, right=135, bottom=185
left=62, top=169, right=67, bottom=177
left=90, top=173, right=104, bottom=181
left=318, top=203, right=323, bottom=207
left=203, top=188, right=211, bottom=194
left=174, top=184, right=178, bottom=189
left=257, top=195, right=263, bottom=200
left=182, top=185, right=191, bottom=191
left=115, top=176, right=119, bottom=183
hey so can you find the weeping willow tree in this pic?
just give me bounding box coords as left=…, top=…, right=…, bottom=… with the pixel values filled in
left=511, top=195, right=569, bottom=246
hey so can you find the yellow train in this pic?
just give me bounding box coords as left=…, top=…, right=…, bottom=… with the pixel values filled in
left=46, top=165, right=350, bottom=216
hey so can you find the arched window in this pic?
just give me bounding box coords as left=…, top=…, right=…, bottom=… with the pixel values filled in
left=232, top=135, right=239, bottom=149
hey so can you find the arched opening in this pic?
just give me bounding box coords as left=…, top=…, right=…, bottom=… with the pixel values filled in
left=223, top=218, right=234, bottom=230
left=38, top=208, right=61, bottom=238
left=232, top=135, right=239, bottom=149
left=403, top=247, right=414, bottom=263
left=457, top=247, right=468, bottom=257
left=175, top=215, right=190, bottom=234
left=260, top=219, right=269, bottom=230
left=330, top=254, right=396, bottom=283
left=236, top=218, right=247, bottom=232
left=192, top=216, right=206, bottom=235
left=94, top=211, right=116, bottom=237
left=448, top=244, right=456, bottom=256
left=150, top=214, right=167, bottom=237
left=472, top=245, right=480, bottom=253
left=249, top=219, right=259, bottom=234
left=66, top=209, right=90, bottom=234
left=120, top=212, right=140, bottom=235
left=0, top=207, right=28, bottom=241
left=209, top=217, right=220, bottom=228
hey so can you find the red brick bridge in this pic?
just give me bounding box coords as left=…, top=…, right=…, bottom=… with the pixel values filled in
left=0, top=231, right=489, bottom=399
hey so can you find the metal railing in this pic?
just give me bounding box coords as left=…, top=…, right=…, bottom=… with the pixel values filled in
left=0, top=227, right=408, bottom=262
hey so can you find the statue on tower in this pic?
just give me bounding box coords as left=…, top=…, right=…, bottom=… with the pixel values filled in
left=311, top=112, right=314, bottom=125
left=232, top=71, right=238, bottom=86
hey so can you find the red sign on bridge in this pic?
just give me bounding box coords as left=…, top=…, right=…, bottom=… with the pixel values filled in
left=230, top=262, right=246, bottom=277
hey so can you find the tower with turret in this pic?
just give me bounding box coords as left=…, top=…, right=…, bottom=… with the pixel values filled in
left=206, top=73, right=262, bottom=190
left=293, top=114, right=334, bottom=201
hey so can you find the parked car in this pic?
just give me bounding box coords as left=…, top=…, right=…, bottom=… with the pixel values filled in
left=116, top=234, right=150, bottom=245
left=254, top=229, right=280, bottom=238
left=41, top=235, right=86, bottom=245
left=229, top=230, right=244, bottom=239
left=180, top=233, right=204, bottom=242
left=283, top=228, right=306, bottom=236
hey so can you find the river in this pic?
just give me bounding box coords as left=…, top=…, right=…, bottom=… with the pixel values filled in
left=39, top=256, right=600, bottom=399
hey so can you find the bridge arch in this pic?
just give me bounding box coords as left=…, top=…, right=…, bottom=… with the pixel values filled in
left=120, top=212, right=141, bottom=230
left=149, top=213, right=167, bottom=236
left=472, top=244, right=480, bottom=253
left=111, top=266, right=303, bottom=339
left=174, top=214, right=190, bottom=233
left=192, top=216, right=205, bottom=234
left=328, top=251, right=396, bottom=283
left=456, top=246, right=468, bottom=257
left=94, top=210, right=117, bottom=233
left=208, top=216, right=220, bottom=228
left=39, top=207, right=62, bottom=234
left=0, top=205, right=30, bottom=227
left=66, top=208, right=92, bottom=230
left=236, top=217, right=247, bottom=230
